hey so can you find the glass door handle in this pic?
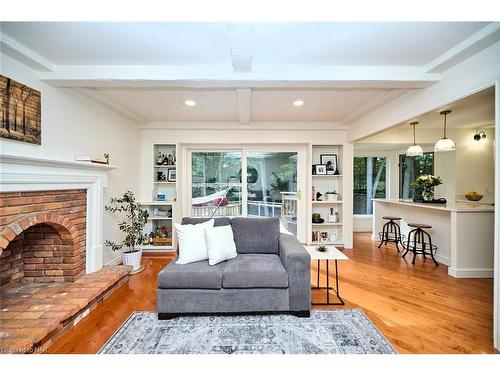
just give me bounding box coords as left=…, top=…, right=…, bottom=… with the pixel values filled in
left=297, top=190, right=301, bottom=200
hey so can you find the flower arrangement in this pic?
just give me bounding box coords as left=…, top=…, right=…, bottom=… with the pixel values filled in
left=410, top=175, right=442, bottom=202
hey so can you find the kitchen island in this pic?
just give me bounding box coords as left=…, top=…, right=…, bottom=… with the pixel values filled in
left=373, top=199, right=494, bottom=278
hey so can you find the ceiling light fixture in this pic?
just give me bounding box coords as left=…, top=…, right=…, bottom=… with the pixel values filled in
left=473, top=130, right=487, bottom=142
left=293, top=100, right=304, bottom=107
left=406, top=121, right=424, bottom=157
left=434, top=110, right=456, bottom=152
left=185, top=100, right=196, bottom=106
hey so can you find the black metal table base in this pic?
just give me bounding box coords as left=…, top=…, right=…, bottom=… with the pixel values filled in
left=311, top=259, right=344, bottom=306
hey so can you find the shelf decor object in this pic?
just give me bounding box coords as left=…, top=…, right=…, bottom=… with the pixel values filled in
left=406, top=121, right=424, bottom=157
left=434, top=110, right=456, bottom=152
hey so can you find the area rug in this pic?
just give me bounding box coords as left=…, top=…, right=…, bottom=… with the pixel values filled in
left=98, top=309, right=396, bottom=354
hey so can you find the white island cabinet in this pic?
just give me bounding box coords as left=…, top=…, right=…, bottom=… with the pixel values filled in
left=373, top=199, right=494, bottom=278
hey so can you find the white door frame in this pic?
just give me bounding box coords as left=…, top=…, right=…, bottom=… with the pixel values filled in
left=183, top=144, right=307, bottom=243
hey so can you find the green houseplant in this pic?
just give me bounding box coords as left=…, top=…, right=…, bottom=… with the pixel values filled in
left=105, top=191, right=149, bottom=272
left=410, top=175, right=443, bottom=202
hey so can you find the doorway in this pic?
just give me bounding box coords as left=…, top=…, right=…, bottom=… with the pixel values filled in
left=187, top=145, right=307, bottom=242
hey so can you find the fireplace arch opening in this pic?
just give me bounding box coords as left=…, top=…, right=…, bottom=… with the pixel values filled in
left=0, top=213, right=85, bottom=291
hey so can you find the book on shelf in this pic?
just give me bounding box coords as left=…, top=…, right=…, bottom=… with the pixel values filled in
left=75, top=155, right=108, bottom=164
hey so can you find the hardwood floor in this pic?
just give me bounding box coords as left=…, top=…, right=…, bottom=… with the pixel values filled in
left=47, top=233, right=497, bottom=354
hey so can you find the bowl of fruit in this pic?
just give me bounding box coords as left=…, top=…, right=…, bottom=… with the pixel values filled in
left=465, top=191, right=483, bottom=201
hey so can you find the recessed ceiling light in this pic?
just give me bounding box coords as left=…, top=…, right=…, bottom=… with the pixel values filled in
left=293, top=100, right=304, bottom=107
left=185, top=100, right=196, bottom=106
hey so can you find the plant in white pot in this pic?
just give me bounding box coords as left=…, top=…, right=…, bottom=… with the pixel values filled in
left=105, top=191, right=148, bottom=273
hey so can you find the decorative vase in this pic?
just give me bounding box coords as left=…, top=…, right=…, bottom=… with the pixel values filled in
left=422, top=188, right=434, bottom=202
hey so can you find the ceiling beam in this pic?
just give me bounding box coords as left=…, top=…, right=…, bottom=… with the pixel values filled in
left=0, top=33, right=55, bottom=72
left=236, top=88, right=251, bottom=124
left=341, top=89, right=410, bottom=125
left=426, top=22, right=500, bottom=73
left=38, top=65, right=441, bottom=89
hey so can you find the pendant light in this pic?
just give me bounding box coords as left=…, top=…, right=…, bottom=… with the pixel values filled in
left=406, top=121, right=424, bottom=156
left=434, top=110, right=456, bottom=152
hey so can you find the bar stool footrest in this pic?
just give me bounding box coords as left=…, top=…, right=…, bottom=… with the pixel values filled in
left=378, top=232, right=406, bottom=242
left=402, top=242, right=438, bottom=254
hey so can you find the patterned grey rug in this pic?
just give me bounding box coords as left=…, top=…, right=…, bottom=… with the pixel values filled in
left=99, top=309, right=396, bottom=354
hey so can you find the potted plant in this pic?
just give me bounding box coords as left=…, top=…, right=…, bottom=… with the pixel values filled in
left=105, top=191, right=149, bottom=272
left=410, top=175, right=443, bottom=202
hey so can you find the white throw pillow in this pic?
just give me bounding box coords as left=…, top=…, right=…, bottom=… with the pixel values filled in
left=174, top=220, right=214, bottom=264
left=204, top=225, right=238, bottom=266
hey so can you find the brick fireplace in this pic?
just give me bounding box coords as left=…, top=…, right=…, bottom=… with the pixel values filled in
left=0, top=189, right=87, bottom=290
left=0, top=155, right=130, bottom=353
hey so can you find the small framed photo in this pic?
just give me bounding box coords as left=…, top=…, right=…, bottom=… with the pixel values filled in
left=314, top=164, right=327, bottom=175
left=167, top=169, right=176, bottom=182
left=320, top=154, right=338, bottom=174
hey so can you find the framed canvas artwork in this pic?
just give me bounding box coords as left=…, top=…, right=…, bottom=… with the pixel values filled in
left=0, top=74, right=41, bottom=145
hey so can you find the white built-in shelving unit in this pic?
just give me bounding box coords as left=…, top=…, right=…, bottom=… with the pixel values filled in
left=308, top=144, right=347, bottom=247
left=140, top=144, right=177, bottom=252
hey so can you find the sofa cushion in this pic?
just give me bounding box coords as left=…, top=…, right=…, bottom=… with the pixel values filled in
left=182, top=217, right=230, bottom=227
left=222, top=254, right=288, bottom=289
left=158, top=259, right=225, bottom=289
left=230, top=217, right=280, bottom=254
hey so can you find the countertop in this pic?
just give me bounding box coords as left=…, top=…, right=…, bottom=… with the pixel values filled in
left=373, top=198, right=495, bottom=213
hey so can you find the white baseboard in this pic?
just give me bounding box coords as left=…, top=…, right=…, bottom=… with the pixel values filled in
left=448, top=267, right=494, bottom=278
left=105, top=255, right=122, bottom=266
left=434, top=254, right=450, bottom=267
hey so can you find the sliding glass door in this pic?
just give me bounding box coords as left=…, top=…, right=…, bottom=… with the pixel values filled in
left=247, top=152, right=298, bottom=235
left=189, top=147, right=305, bottom=239
left=191, top=151, right=242, bottom=217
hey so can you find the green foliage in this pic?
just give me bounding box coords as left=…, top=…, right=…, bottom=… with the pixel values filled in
left=269, top=163, right=294, bottom=193
left=104, top=191, right=148, bottom=253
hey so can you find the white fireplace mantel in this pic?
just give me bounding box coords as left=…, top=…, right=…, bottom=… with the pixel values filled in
left=0, top=154, right=117, bottom=273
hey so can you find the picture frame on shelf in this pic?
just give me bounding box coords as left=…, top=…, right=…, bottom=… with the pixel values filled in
left=320, top=154, right=339, bottom=175
left=314, top=164, right=327, bottom=175
left=167, top=169, right=177, bottom=182
left=156, top=192, right=167, bottom=201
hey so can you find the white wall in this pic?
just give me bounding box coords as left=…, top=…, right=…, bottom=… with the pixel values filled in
left=0, top=53, right=141, bottom=265
left=139, top=125, right=354, bottom=247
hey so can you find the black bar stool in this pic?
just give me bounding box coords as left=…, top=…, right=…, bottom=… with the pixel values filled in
left=378, top=216, right=404, bottom=252
left=402, top=223, right=439, bottom=266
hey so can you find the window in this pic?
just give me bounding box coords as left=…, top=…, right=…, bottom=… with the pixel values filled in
left=399, top=153, right=434, bottom=199
left=353, top=157, right=387, bottom=215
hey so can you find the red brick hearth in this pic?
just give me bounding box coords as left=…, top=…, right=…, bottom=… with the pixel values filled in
left=0, top=189, right=131, bottom=353
left=0, top=190, right=87, bottom=290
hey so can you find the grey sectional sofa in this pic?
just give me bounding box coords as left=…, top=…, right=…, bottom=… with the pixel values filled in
left=157, top=217, right=311, bottom=319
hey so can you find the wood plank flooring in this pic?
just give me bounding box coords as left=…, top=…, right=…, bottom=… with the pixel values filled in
left=47, top=233, right=497, bottom=354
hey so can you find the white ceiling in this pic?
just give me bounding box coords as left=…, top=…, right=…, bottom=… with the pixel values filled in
left=1, top=22, right=487, bottom=66
left=1, top=22, right=498, bottom=124
left=94, top=88, right=394, bottom=122
left=356, top=86, right=495, bottom=149
left=396, top=86, right=495, bottom=129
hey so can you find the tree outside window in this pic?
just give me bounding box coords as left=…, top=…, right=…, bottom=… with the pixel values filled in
left=353, top=157, right=387, bottom=215
left=399, top=153, right=434, bottom=199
